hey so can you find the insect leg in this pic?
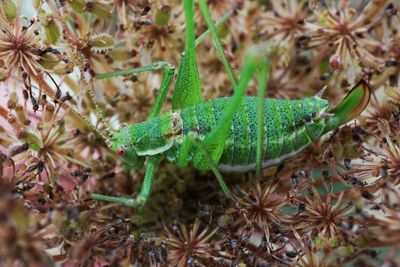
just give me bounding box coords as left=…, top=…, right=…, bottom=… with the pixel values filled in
left=177, top=132, right=231, bottom=197
left=194, top=9, right=233, bottom=48
left=173, top=1, right=235, bottom=110
left=91, top=156, right=161, bottom=207
left=147, top=64, right=175, bottom=118
left=194, top=134, right=232, bottom=197
left=172, top=0, right=202, bottom=110
left=198, top=0, right=237, bottom=87
left=198, top=1, right=270, bottom=177
left=96, top=61, right=174, bottom=80
left=175, top=135, right=194, bottom=168
left=256, top=59, right=270, bottom=178
left=203, top=51, right=269, bottom=165
left=96, top=61, right=175, bottom=118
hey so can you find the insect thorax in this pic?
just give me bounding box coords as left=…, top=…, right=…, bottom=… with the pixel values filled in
left=114, top=111, right=183, bottom=158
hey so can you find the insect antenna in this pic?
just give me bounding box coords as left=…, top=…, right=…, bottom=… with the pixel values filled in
left=83, top=77, right=114, bottom=141
left=68, top=105, right=113, bottom=149
left=41, top=72, right=114, bottom=149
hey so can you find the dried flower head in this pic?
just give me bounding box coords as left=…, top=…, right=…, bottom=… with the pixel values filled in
left=300, top=0, right=389, bottom=84
left=0, top=18, right=43, bottom=77
left=232, top=181, right=286, bottom=232
left=256, top=0, right=309, bottom=45
left=290, top=179, right=353, bottom=241
left=165, top=218, right=219, bottom=266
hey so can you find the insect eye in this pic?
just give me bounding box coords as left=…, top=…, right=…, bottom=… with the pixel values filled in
left=117, top=148, right=126, bottom=157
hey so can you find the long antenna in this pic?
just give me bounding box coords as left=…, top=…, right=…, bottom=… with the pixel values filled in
left=67, top=104, right=113, bottom=149
left=82, top=76, right=114, bottom=141
left=45, top=71, right=114, bottom=149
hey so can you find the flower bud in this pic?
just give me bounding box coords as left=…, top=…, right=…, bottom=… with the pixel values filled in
left=68, top=0, right=86, bottom=12
left=0, top=68, right=7, bottom=81
left=1, top=0, right=17, bottom=22
left=44, top=16, right=61, bottom=44
left=85, top=2, right=111, bottom=19
left=15, top=105, right=30, bottom=125
left=43, top=104, right=55, bottom=122
left=19, top=132, right=41, bottom=152
left=109, top=50, right=131, bottom=61
left=330, top=54, right=341, bottom=69
left=38, top=53, right=60, bottom=70
left=7, top=114, right=17, bottom=126
left=155, top=5, right=171, bottom=26
left=32, top=0, right=41, bottom=9
left=336, top=244, right=355, bottom=256
left=7, top=92, right=18, bottom=110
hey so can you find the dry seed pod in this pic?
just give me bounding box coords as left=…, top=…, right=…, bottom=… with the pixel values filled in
left=43, top=16, right=61, bottom=44
left=7, top=114, right=17, bottom=127
left=68, top=0, right=86, bottom=12
left=90, top=34, right=114, bottom=53
left=43, top=104, right=55, bottom=121
left=85, top=2, right=111, bottom=19
left=0, top=69, right=7, bottom=81
left=7, top=92, right=18, bottom=110
left=15, top=105, right=30, bottom=126
left=38, top=53, right=60, bottom=70
left=155, top=5, right=171, bottom=26
left=54, top=61, right=74, bottom=75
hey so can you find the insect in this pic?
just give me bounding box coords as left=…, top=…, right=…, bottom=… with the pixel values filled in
left=84, top=0, right=371, bottom=207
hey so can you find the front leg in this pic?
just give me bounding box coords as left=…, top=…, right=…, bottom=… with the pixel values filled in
left=91, top=156, right=161, bottom=207
left=96, top=61, right=176, bottom=119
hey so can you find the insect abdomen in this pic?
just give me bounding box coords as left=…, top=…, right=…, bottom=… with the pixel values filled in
left=175, top=96, right=328, bottom=172
left=218, top=97, right=328, bottom=172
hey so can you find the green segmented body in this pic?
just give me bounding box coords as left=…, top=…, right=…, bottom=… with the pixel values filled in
left=114, top=96, right=331, bottom=173
left=172, top=96, right=329, bottom=172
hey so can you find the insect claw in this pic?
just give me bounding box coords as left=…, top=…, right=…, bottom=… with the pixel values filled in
left=315, top=85, right=327, bottom=98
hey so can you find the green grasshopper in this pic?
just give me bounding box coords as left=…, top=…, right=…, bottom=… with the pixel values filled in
left=87, top=0, right=371, bottom=207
